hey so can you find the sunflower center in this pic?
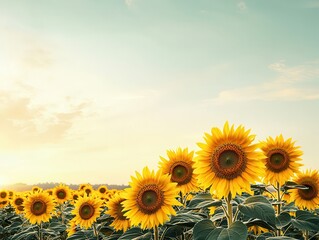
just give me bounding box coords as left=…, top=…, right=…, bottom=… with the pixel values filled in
left=116, top=200, right=128, bottom=220
left=85, top=189, right=91, bottom=196
left=17, top=206, right=24, bottom=211
left=73, top=194, right=79, bottom=201
left=266, top=149, right=289, bottom=173
left=211, top=143, right=247, bottom=180
left=31, top=200, right=47, bottom=216
left=57, top=190, right=66, bottom=199
left=0, top=192, right=7, bottom=198
left=170, top=161, right=193, bottom=185
left=298, top=181, right=318, bottom=200
left=15, top=198, right=23, bottom=206
left=137, top=184, right=164, bottom=214
left=99, top=188, right=106, bottom=194
left=79, top=203, right=95, bottom=220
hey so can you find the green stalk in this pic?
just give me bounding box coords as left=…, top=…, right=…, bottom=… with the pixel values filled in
left=154, top=225, right=159, bottom=240
left=226, top=192, right=233, bottom=227
left=276, top=182, right=282, bottom=236
left=93, top=223, right=99, bottom=240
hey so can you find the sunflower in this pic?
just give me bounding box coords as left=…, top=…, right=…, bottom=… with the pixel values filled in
left=194, top=122, right=264, bottom=199
left=23, top=192, right=55, bottom=224
left=97, top=185, right=108, bottom=195
left=53, top=184, right=72, bottom=204
left=158, top=147, right=198, bottom=195
left=106, top=192, right=131, bottom=232
left=260, top=135, right=303, bottom=186
left=11, top=194, right=25, bottom=214
left=32, top=186, right=42, bottom=193
left=71, top=195, right=103, bottom=229
left=0, top=190, right=8, bottom=200
left=290, top=169, right=319, bottom=210
left=122, top=167, right=181, bottom=230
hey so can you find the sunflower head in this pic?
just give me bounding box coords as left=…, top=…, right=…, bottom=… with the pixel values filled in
left=122, top=167, right=181, bottom=230
left=194, top=122, right=264, bottom=199
left=106, top=192, right=131, bottom=232
left=290, top=169, right=319, bottom=210
left=97, top=185, right=108, bottom=195
left=0, top=190, right=8, bottom=200
left=23, top=192, right=55, bottom=224
left=71, top=195, right=103, bottom=229
left=260, top=135, right=303, bottom=186
left=32, top=186, right=42, bottom=193
left=53, top=184, right=71, bottom=204
left=159, top=147, right=198, bottom=195
left=11, top=194, right=25, bottom=214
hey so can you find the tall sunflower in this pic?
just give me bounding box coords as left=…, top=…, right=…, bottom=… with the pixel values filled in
left=0, top=190, right=8, bottom=200
left=97, top=185, right=108, bottom=195
left=23, top=192, right=55, bottom=224
left=11, top=194, right=25, bottom=214
left=53, top=184, right=72, bottom=204
left=158, top=147, right=198, bottom=195
left=71, top=195, right=103, bottom=229
left=106, top=192, right=131, bottom=232
left=290, top=169, right=319, bottom=210
left=194, top=122, right=264, bottom=199
left=260, top=135, right=303, bottom=186
left=122, top=167, right=181, bottom=230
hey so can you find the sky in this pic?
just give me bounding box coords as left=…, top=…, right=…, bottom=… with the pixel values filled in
left=0, top=0, right=319, bottom=186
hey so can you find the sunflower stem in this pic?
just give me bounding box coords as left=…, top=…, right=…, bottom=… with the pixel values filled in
left=38, top=223, right=43, bottom=240
left=154, top=225, right=159, bottom=240
left=93, top=223, right=98, bottom=239
left=226, top=192, right=233, bottom=227
left=179, top=192, right=184, bottom=206
left=276, top=182, right=282, bottom=236
left=303, top=230, right=309, bottom=240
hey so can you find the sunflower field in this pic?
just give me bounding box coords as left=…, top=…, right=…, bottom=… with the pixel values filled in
left=1, top=121, right=319, bottom=240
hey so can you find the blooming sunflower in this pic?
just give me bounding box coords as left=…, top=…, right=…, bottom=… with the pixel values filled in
left=260, top=135, right=303, bottom=186
left=194, top=122, right=264, bottom=199
left=158, top=147, right=198, bottom=195
left=53, top=184, right=71, bottom=204
left=97, top=185, right=108, bottom=195
left=32, top=186, right=42, bottom=193
left=290, top=169, right=319, bottom=210
left=11, top=194, right=25, bottom=214
left=0, top=190, right=8, bottom=200
left=122, top=167, right=181, bottom=230
left=106, top=192, right=131, bottom=232
left=71, top=195, right=103, bottom=229
left=23, top=192, right=55, bottom=224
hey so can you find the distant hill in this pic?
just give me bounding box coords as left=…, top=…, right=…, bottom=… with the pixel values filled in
left=0, top=182, right=128, bottom=192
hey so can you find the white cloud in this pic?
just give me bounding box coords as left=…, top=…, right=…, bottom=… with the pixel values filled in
left=210, top=60, right=319, bottom=104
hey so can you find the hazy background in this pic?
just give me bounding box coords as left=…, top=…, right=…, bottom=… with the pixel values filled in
left=0, top=0, right=318, bottom=186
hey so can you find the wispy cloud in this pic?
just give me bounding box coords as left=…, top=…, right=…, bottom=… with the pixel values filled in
left=0, top=87, right=88, bottom=149
left=211, top=60, right=319, bottom=104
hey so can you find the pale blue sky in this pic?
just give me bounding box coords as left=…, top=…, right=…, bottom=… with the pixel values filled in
left=0, top=0, right=318, bottom=185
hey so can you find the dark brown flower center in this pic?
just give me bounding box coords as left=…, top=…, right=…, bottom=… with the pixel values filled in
left=170, top=161, right=193, bottom=185
left=15, top=198, right=24, bottom=206
left=85, top=189, right=91, bottom=196
left=266, top=149, right=290, bottom=173
left=211, top=143, right=247, bottom=180
left=0, top=192, right=7, bottom=198
left=79, top=203, right=95, bottom=220
left=298, top=180, right=318, bottom=201
left=116, top=200, right=128, bottom=220
left=137, top=184, right=164, bottom=214
left=57, top=190, right=67, bottom=199
left=99, top=188, right=106, bottom=194
left=31, top=200, right=47, bottom=216
left=17, top=206, right=24, bottom=211
left=73, top=194, right=79, bottom=201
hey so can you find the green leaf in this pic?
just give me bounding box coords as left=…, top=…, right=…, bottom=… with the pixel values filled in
left=283, top=181, right=309, bottom=190
left=193, top=220, right=247, bottom=240
left=118, top=227, right=151, bottom=240
left=275, top=212, right=291, bottom=229
left=193, top=219, right=216, bottom=240
left=166, top=212, right=205, bottom=227
left=291, top=210, right=319, bottom=231
left=266, top=237, right=298, bottom=239
left=187, top=193, right=222, bottom=210
left=238, top=196, right=276, bottom=225
left=206, top=221, right=248, bottom=240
